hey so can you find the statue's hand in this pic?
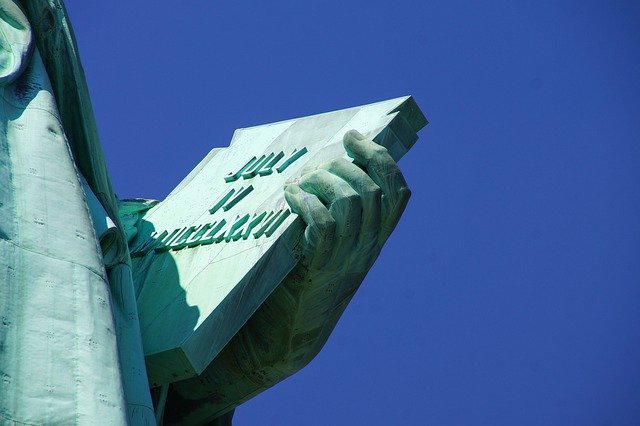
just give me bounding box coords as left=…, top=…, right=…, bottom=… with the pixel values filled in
left=242, top=129, right=412, bottom=380
left=285, top=130, right=411, bottom=279
left=164, top=132, right=412, bottom=419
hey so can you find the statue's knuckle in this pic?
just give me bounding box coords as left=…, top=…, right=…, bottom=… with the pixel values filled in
left=328, top=158, right=344, bottom=169
left=371, top=145, right=389, bottom=159
left=363, top=183, right=382, bottom=199
left=398, top=186, right=411, bottom=200
left=316, top=217, right=336, bottom=233
left=346, top=193, right=362, bottom=208
left=314, top=169, right=329, bottom=178
left=334, top=193, right=361, bottom=211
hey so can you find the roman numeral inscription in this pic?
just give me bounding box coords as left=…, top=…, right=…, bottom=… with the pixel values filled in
left=132, top=146, right=308, bottom=258
left=130, top=209, right=291, bottom=257
left=224, top=147, right=308, bottom=183
left=209, top=185, right=254, bottom=214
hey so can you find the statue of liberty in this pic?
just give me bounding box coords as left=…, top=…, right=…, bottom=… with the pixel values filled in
left=0, top=1, right=420, bottom=424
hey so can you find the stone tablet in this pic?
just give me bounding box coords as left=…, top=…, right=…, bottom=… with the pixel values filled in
left=129, top=96, right=426, bottom=385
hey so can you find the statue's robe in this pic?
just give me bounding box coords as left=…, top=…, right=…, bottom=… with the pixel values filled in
left=0, top=1, right=154, bottom=423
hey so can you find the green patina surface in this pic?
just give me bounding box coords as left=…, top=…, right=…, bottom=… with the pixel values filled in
left=0, top=1, right=427, bottom=424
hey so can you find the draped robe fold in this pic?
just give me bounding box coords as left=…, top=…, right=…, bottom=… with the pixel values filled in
left=0, top=1, right=154, bottom=423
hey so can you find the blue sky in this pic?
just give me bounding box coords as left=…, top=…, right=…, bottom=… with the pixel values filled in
left=66, top=1, right=640, bottom=424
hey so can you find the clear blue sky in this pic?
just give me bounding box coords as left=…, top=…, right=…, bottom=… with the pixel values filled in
left=65, top=1, right=640, bottom=424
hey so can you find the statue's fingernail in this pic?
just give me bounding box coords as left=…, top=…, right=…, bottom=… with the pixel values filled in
left=345, top=129, right=365, bottom=141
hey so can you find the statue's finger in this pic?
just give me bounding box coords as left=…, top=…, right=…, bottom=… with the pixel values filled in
left=320, top=158, right=381, bottom=250
left=298, top=169, right=362, bottom=263
left=379, top=187, right=411, bottom=242
left=343, top=130, right=408, bottom=196
left=343, top=130, right=411, bottom=242
left=284, top=184, right=336, bottom=269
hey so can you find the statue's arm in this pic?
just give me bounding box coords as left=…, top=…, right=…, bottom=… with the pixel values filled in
left=164, top=130, right=411, bottom=424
